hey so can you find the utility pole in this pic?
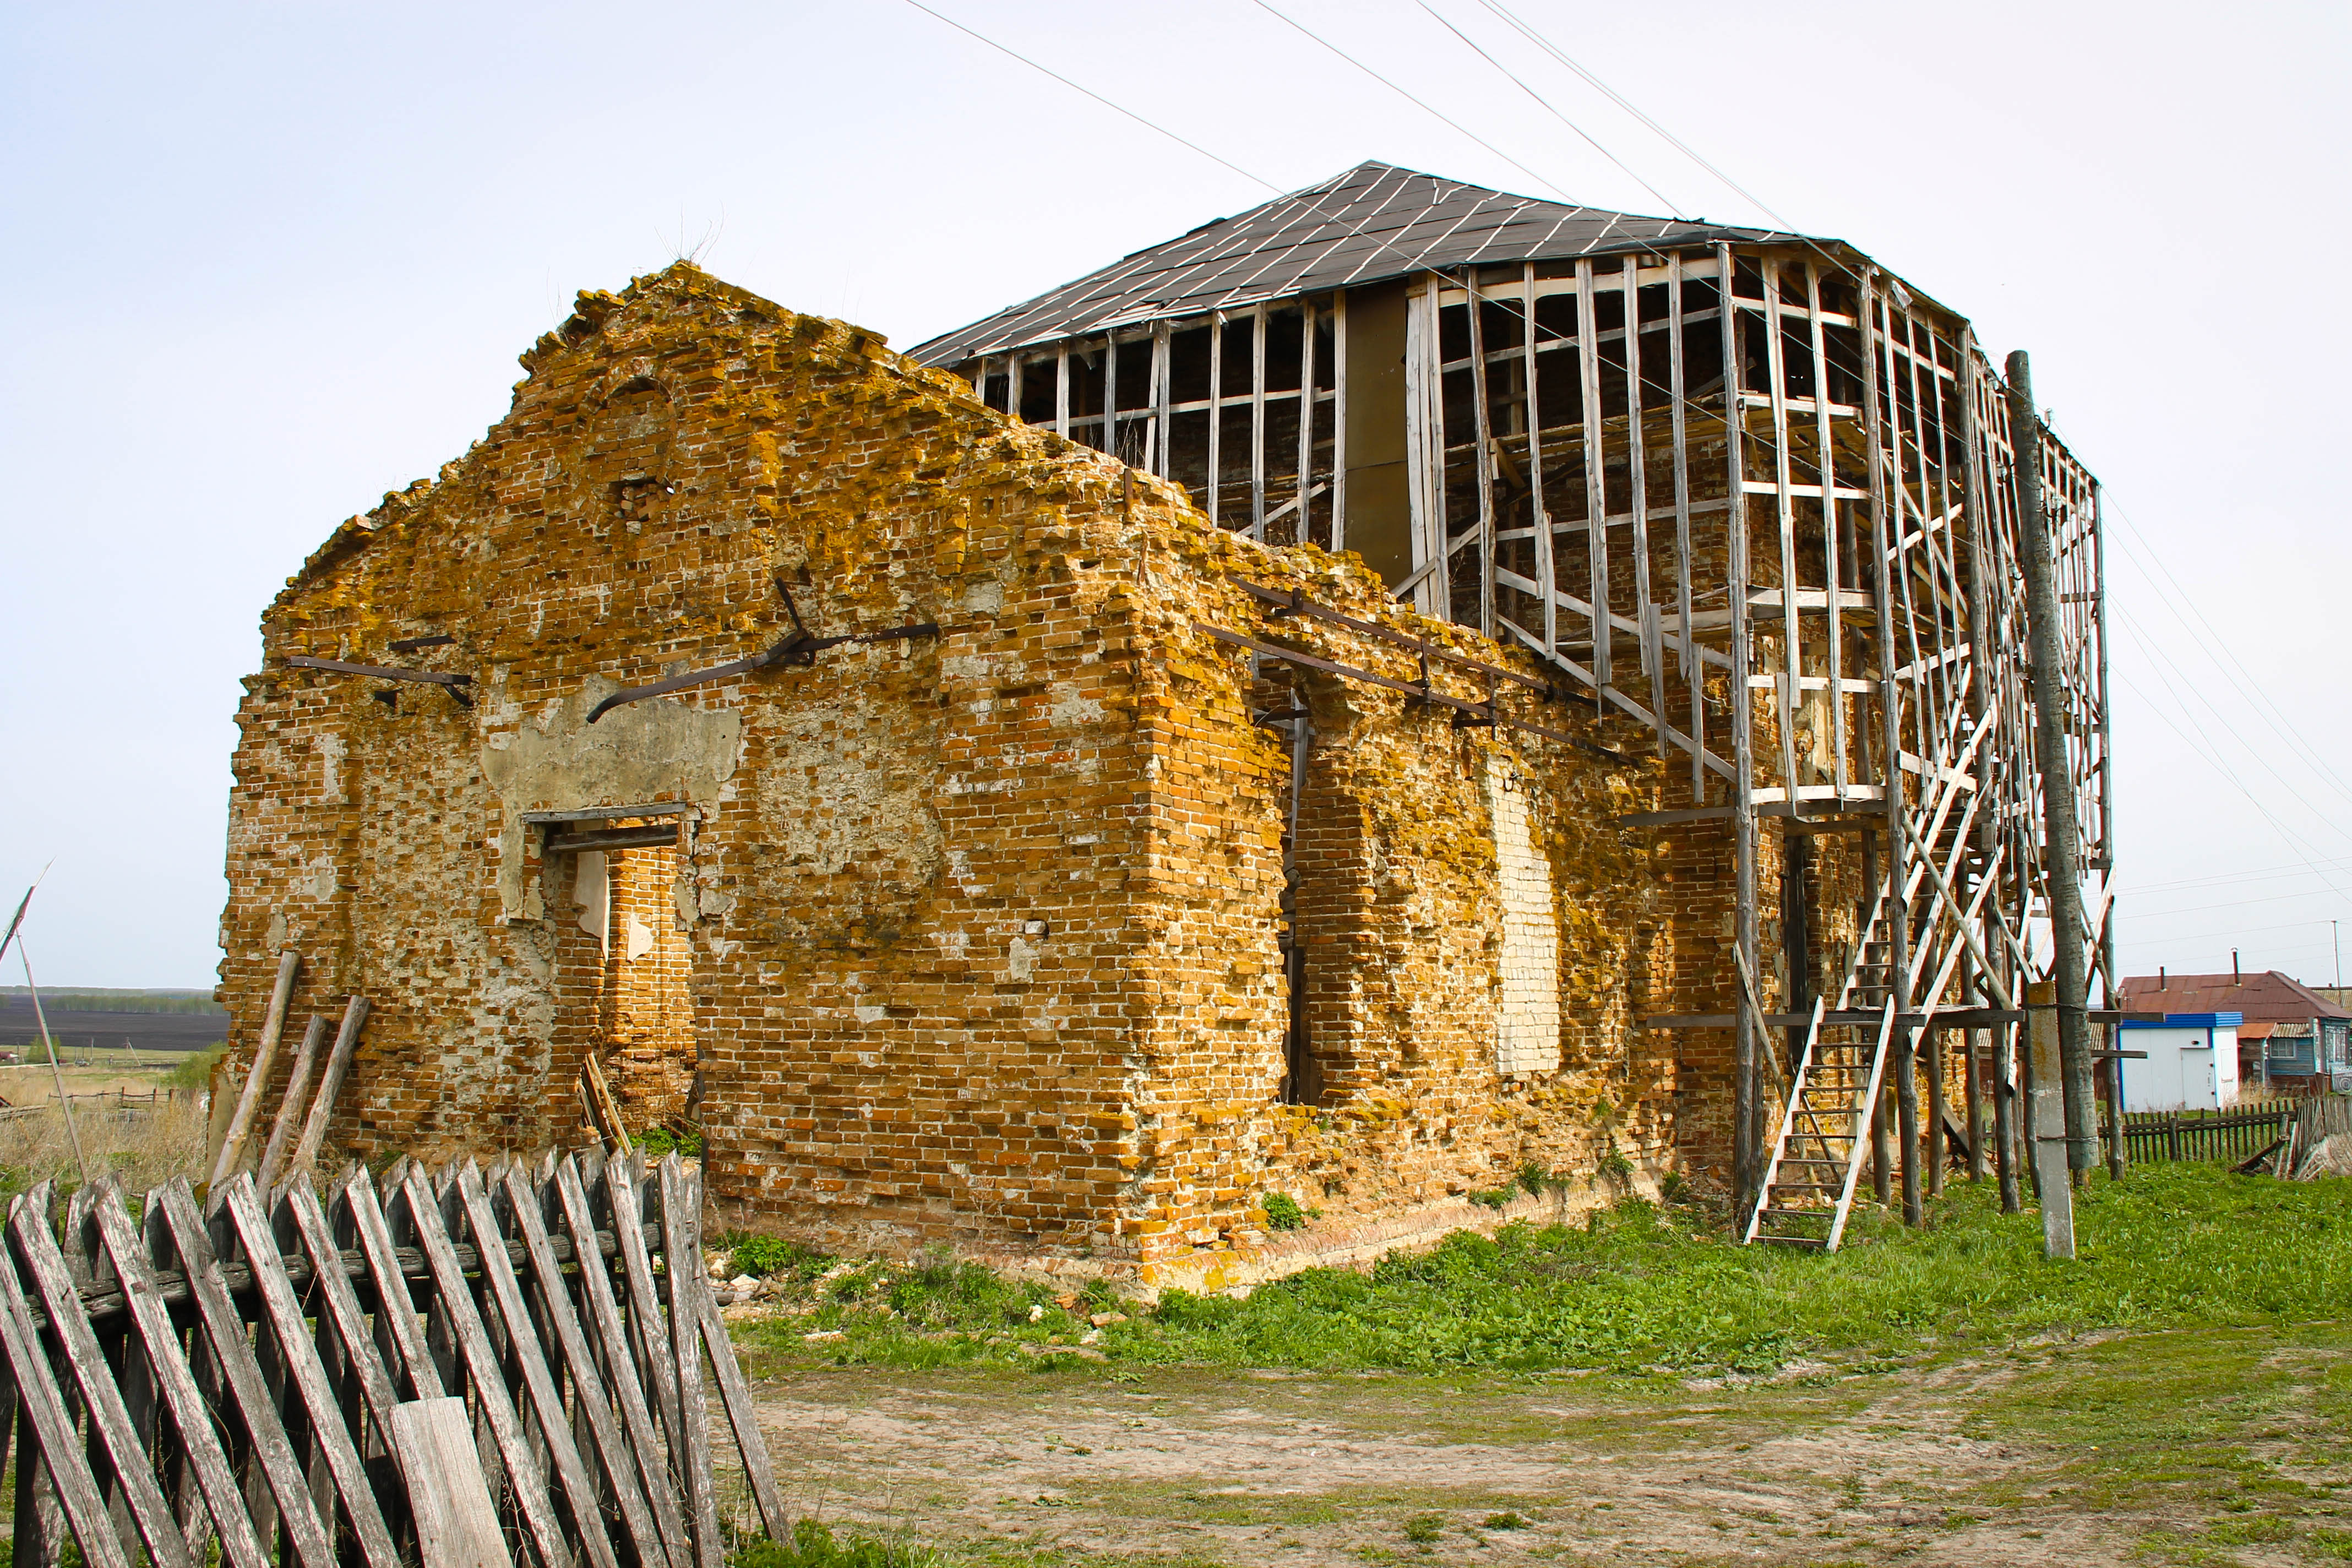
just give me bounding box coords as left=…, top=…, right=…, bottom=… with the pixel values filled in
left=2007, top=350, right=2097, bottom=1183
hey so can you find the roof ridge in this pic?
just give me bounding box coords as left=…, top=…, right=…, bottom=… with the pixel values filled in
left=908, top=159, right=1790, bottom=367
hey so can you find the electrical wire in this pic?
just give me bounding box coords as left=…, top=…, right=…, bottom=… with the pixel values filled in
left=1413, top=2, right=1684, bottom=216
left=899, top=0, right=1282, bottom=194
left=1475, top=0, right=1790, bottom=231
left=2111, top=601, right=2352, bottom=859
left=2098, top=487, right=2352, bottom=813
left=1243, top=0, right=1577, bottom=203
left=2111, top=655, right=2352, bottom=912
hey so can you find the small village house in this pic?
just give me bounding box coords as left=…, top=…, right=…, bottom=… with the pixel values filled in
left=2115, top=1011, right=2240, bottom=1112
left=2117, top=970, right=2350, bottom=1095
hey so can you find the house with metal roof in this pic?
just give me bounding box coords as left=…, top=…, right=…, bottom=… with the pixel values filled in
left=2118, top=971, right=2352, bottom=1093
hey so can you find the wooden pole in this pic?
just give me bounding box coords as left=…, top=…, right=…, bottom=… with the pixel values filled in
left=2027, top=979, right=2076, bottom=1257
left=210, top=949, right=300, bottom=1187
left=255, top=1017, right=329, bottom=1194
left=1926, top=1028, right=1948, bottom=1197
left=2006, top=351, right=2095, bottom=1179
left=286, top=997, right=369, bottom=1184
left=1717, top=244, right=1761, bottom=1223
left=1994, top=1020, right=2020, bottom=1210
left=1963, top=949, right=1987, bottom=1181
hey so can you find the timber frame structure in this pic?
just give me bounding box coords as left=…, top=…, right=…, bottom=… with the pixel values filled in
left=914, top=162, right=2116, bottom=1234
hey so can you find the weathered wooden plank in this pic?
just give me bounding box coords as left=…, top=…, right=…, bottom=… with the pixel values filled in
left=332, top=1167, right=443, bottom=1400
left=657, top=1155, right=724, bottom=1568
left=0, top=1194, right=133, bottom=1568
left=603, top=1153, right=687, bottom=1479
left=684, top=1191, right=787, bottom=1542
left=154, top=1180, right=339, bottom=1568
left=396, top=1164, right=574, bottom=1568
left=89, top=1188, right=267, bottom=1568
left=273, top=1183, right=405, bottom=1433
left=10, top=1394, right=63, bottom=1568
left=210, top=949, right=300, bottom=1188
left=254, top=1016, right=329, bottom=1194
left=286, top=996, right=368, bottom=1184
left=556, top=1155, right=691, bottom=1568
left=8, top=1189, right=194, bottom=1568
left=497, top=1162, right=667, bottom=1568
left=389, top=1398, right=508, bottom=1568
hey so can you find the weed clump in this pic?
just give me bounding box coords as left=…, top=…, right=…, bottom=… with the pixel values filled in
left=1401, top=1513, right=1446, bottom=1543
left=1261, top=1192, right=1308, bottom=1231
left=729, top=1519, right=944, bottom=1568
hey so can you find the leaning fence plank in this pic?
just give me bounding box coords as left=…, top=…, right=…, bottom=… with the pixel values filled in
left=255, top=1017, right=328, bottom=1194
left=336, top=1167, right=442, bottom=1401
left=555, top=1156, right=692, bottom=1568
left=286, top=996, right=368, bottom=1183
left=657, top=1155, right=724, bottom=1568
left=0, top=1197, right=133, bottom=1568
left=605, top=1153, right=687, bottom=1477
left=153, top=1181, right=339, bottom=1568
left=498, top=1163, right=669, bottom=1568
left=688, top=1213, right=787, bottom=1541
left=219, top=1177, right=400, bottom=1568
left=397, top=1164, right=578, bottom=1568
left=210, top=949, right=300, bottom=1188
left=7, top=1190, right=193, bottom=1568
left=389, top=1397, right=508, bottom=1568
left=276, top=1184, right=404, bottom=1433
left=89, top=1190, right=267, bottom=1568
left=454, top=1163, right=620, bottom=1568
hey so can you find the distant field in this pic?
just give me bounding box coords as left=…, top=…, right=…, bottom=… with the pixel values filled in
left=0, top=987, right=221, bottom=1014
left=0, top=996, right=225, bottom=1054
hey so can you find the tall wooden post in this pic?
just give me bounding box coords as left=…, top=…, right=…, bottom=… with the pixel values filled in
left=2028, top=981, right=2076, bottom=1257
left=2006, top=351, right=2096, bottom=1178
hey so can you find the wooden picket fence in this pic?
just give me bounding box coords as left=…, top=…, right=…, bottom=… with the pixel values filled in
left=2122, top=1104, right=2299, bottom=1167
left=0, top=1150, right=783, bottom=1568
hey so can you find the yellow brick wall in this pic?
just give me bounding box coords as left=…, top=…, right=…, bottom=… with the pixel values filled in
left=222, top=262, right=1764, bottom=1275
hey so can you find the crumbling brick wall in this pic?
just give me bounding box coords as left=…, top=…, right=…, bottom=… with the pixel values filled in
left=221, top=262, right=1762, bottom=1282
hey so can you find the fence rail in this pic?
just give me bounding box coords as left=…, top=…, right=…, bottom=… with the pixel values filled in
left=0, top=1148, right=781, bottom=1568
left=2125, top=1104, right=2298, bottom=1166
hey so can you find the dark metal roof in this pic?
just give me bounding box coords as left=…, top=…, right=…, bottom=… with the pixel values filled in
left=908, top=161, right=1799, bottom=367
left=2117, top=971, right=2352, bottom=1025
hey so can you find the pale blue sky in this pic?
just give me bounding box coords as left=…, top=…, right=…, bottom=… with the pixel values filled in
left=3, top=1, right=2346, bottom=986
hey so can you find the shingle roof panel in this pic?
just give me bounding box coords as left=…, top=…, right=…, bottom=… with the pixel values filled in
left=908, top=161, right=1798, bottom=367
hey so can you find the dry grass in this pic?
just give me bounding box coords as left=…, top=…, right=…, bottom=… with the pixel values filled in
left=0, top=1094, right=208, bottom=1202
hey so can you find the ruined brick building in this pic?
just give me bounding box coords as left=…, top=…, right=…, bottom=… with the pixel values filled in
left=221, top=164, right=2109, bottom=1282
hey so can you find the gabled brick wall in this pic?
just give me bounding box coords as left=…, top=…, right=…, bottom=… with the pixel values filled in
left=222, top=263, right=1755, bottom=1282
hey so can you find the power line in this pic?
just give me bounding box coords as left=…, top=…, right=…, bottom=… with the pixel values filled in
left=2111, top=601, right=2352, bottom=859
left=2111, top=656, right=2352, bottom=912
left=1244, top=0, right=1576, bottom=203
left=1413, top=2, right=1683, bottom=216
left=898, top=0, right=1282, bottom=194
left=2132, top=856, right=2352, bottom=896
left=2098, top=489, right=2352, bottom=814
left=1474, top=0, right=1790, bottom=230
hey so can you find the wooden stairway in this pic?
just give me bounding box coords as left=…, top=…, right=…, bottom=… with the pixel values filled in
left=1744, top=700, right=2000, bottom=1250
left=1744, top=891, right=1900, bottom=1250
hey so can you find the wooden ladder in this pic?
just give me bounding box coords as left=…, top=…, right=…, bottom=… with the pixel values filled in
left=1744, top=884, right=1902, bottom=1250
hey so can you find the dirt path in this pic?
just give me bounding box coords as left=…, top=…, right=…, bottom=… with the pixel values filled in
left=740, top=1327, right=2352, bottom=1566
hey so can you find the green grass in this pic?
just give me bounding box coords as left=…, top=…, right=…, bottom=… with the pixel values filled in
left=736, top=1164, right=2352, bottom=1378
left=163, top=1044, right=222, bottom=1089
left=731, top=1520, right=948, bottom=1568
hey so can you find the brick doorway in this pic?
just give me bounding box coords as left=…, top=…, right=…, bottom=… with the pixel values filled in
left=541, top=810, right=698, bottom=1137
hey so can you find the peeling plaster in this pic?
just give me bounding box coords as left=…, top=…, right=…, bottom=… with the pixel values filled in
left=481, top=679, right=742, bottom=921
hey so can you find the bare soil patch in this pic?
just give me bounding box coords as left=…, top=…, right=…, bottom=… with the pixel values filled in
left=747, top=1325, right=2352, bottom=1567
